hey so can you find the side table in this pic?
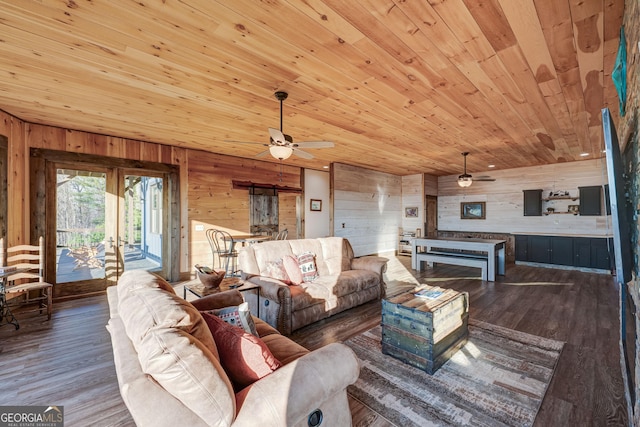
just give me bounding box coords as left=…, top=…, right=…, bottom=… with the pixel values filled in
left=183, top=278, right=261, bottom=317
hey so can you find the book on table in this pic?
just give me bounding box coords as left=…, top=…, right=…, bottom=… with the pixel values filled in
left=415, top=288, right=444, bottom=300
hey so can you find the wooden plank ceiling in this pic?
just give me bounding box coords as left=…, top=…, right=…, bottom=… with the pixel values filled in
left=0, top=0, right=624, bottom=176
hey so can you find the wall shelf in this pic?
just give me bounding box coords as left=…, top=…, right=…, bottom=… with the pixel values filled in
left=543, top=211, right=579, bottom=215
left=543, top=196, right=579, bottom=201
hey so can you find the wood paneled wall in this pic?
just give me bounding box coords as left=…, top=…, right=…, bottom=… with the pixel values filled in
left=437, top=159, right=610, bottom=236
left=332, top=163, right=401, bottom=256
left=401, top=174, right=423, bottom=235
left=187, top=150, right=301, bottom=272
left=424, top=174, right=438, bottom=196
left=0, top=109, right=302, bottom=282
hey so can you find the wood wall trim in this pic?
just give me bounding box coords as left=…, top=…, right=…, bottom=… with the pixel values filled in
left=30, top=148, right=178, bottom=173
left=231, top=180, right=302, bottom=193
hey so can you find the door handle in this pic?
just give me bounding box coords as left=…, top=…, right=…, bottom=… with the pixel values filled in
left=108, top=237, right=115, bottom=249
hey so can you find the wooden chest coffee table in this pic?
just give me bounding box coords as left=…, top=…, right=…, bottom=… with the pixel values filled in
left=381, top=285, right=469, bottom=374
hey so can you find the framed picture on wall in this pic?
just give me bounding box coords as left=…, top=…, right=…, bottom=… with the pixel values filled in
left=310, top=199, right=322, bottom=211
left=460, top=202, right=486, bottom=219
left=405, top=207, right=418, bottom=218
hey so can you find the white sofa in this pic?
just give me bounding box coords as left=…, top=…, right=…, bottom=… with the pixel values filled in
left=106, top=270, right=360, bottom=427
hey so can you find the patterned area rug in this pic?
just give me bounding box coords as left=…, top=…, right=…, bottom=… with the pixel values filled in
left=345, top=319, right=564, bottom=427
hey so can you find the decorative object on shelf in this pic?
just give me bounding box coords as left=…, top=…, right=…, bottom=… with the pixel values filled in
left=568, top=205, right=579, bottom=215
left=547, top=207, right=555, bottom=213
left=460, top=201, right=486, bottom=219
left=405, top=207, right=418, bottom=218
left=195, top=264, right=225, bottom=288
left=310, top=199, right=322, bottom=211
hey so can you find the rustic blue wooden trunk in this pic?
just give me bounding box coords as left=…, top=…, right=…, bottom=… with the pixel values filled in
left=381, top=287, right=469, bottom=374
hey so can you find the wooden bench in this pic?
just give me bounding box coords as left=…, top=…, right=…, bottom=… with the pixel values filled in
left=427, top=249, right=488, bottom=260
left=415, top=251, right=488, bottom=281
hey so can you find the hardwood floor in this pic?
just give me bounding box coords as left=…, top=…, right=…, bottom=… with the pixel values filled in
left=0, top=256, right=628, bottom=426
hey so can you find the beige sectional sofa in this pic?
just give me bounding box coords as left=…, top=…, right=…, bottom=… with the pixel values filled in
left=238, top=237, right=388, bottom=335
left=106, top=269, right=359, bottom=427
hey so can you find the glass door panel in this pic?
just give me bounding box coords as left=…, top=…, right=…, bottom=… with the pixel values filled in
left=55, top=168, right=107, bottom=283
left=121, top=174, right=163, bottom=273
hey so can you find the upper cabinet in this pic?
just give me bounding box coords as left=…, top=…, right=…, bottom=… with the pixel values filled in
left=523, top=189, right=542, bottom=216
left=579, top=186, right=602, bottom=216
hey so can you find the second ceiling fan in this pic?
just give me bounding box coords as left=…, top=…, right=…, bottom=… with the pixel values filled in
left=230, top=91, right=334, bottom=160
left=457, top=152, right=496, bottom=187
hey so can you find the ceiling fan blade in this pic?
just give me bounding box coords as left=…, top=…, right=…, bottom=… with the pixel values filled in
left=268, top=128, right=286, bottom=145
left=292, top=148, right=314, bottom=159
left=473, top=176, right=496, bottom=181
left=255, top=150, right=270, bottom=158
left=293, top=141, right=335, bottom=148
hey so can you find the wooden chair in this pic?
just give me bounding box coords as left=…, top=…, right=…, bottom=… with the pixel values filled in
left=205, top=229, right=238, bottom=277
left=275, top=229, right=288, bottom=240
left=0, top=236, right=53, bottom=322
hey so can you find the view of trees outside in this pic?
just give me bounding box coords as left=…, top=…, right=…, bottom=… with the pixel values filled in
left=56, top=171, right=106, bottom=249
left=56, top=170, right=155, bottom=282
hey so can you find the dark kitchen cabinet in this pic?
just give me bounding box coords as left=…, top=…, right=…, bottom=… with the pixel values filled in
left=515, top=234, right=613, bottom=271
left=515, top=235, right=529, bottom=261
left=528, top=235, right=551, bottom=263
left=574, top=237, right=592, bottom=268
left=591, top=238, right=613, bottom=270
left=550, top=237, right=574, bottom=266
left=523, top=189, right=543, bottom=216
left=579, top=186, right=602, bottom=216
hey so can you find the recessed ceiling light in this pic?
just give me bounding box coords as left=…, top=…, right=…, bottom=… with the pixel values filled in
left=488, top=164, right=495, bottom=168
left=323, top=165, right=329, bottom=169
left=580, top=152, right=589, bottom=157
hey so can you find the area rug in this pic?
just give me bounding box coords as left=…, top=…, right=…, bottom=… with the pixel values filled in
left=344, top=319, right=564, bottom=427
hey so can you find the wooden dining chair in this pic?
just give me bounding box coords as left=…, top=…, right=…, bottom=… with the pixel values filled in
left=205, top=229, right=238, bottom=277
left=0, top=236, right=53, bottom=322
left=275, top=229, right=288, bottom=240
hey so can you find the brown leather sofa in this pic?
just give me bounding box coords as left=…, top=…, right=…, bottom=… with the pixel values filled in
left=106, top=270, right=359, bottom=427
left=238, top=237, right=388, bottom=335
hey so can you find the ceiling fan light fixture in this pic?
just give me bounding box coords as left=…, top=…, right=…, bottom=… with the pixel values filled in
left=269, top=145, right=293, bottom=160
left=458, top=174, right=473, bottom=187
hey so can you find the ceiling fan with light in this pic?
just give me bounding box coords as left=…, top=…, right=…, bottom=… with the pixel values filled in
left=457, top=152, right=495, bottom=187
left=228, top=91, right=334, bottom=161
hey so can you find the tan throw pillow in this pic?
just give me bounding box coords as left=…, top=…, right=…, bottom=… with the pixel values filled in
left=201, top=302, right=258, bottom=336
left=260, top=258, right=291, bottom=284
left=202, top=312, right=282, bottom=391
left=297, top=252, right=318, bottom=282
left=283, top=255, right=303, bottom=285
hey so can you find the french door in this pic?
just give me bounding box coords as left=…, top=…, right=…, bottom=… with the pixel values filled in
left=55, top=163, right=167, bottom=288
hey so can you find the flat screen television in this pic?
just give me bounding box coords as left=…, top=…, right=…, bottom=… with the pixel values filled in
left=602, top=107, right=635, bottom=414
left=602, top=108, right=633, bottom=283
